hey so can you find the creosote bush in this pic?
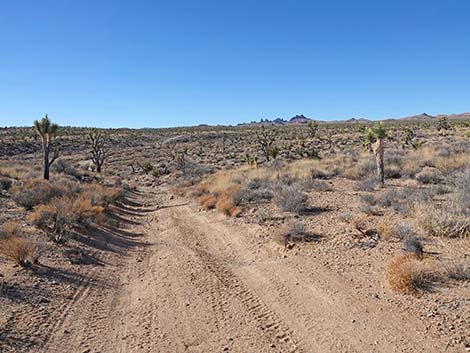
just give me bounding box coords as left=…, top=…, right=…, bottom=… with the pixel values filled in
left=0, top=176, right=13, bottom=191
left=274, top=184, right=308, bottom=214
left=402, top=236, right=424, bottom=257
left=12, top=178, right=63, bottom=209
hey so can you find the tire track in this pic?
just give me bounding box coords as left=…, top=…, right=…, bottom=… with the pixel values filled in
left=195, top=248, right=302, bottom=353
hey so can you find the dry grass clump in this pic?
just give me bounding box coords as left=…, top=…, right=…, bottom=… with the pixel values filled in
left=415, top=167, right=442, bottom=184
left=445, top=262, right=470, bottom=282
left=413, top=202, right=470, bottom=238
left=343, top=157, right=375, bottom=180
left=377, top=216, right=416, bottom=241
left=80, top=183, right=123, bottom=210
left=199, top=193, right=218, bottom=210
left=30, top=196, right=104, bottom=234
left=215, top=185, right=241, bottom=217
left=0, top=163, right=30, bottom=180
left=12, top=178, right=64, bottom=209
left=0, top=220, right=23, bottom=238
left=387, top=254, right=440, bottom=294
left=216, top=194, right=241, bottom=217
left=198, top=185, right=241, bottom=216
left=0, top=236, right=37, bottom=267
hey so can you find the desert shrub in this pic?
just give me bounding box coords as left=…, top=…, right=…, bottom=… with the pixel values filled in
left=445, top=262, right=470, bottom=281
left=375, top=189, right=401, bottom=208
left=0, top=176, right=12, bottom=191
left=29, top=199, right=74, bottom=242
left=338, top=211, right=352, bottom=223
left=387, top=254, right=439, bottom=294
left=377, top=216, right=397, bottom=240
left=71, top=197, right=105, bottom=225
left=415, top=167, right=442, bottom=184
left=233, top=188, right=273, bottom=205
left=384, top=152, right=405, bottom=167
left=12, top=178, right=63, bottom=209
left=362, top=188, right=432, bottom=216
left=55, top=176, right=82, bottom=196
left=394, top=223, right=416, bottom=240
left=216, top=194, right=241, bottom=217
left=278, top=221, right=306, bottom=246
left=79, top=183, right=122, bottom=209
left=215, top=185, right=241, bottom=217
left=354, top=175, right=377, bottom=191
left=384, top=165, right=402, bottom=179
left=302, top=179, right=332, bottom=192
left=402, top=236, right=424, bottom=256
left=453, top=168, right=470, bottom=214
left=0, top=236, right=37, bottom=267
left=51, top=159, right=80, bottom=178
left=247, top=177, right=271, bottom=190
left=413, top=202, right=470, bottom=238
left=29, top=196, right=103, bottom=242
left=199, top=193, right=218, bottom=210
left=254, top=208, right=271, bottom=224
left=278, top=221, right=318, bottom=246
left=344, top=158, right=375, bottom=180
left=310, top=168, right=329, bottom=180
left=0, top=220, right=23, bottom=239
left=429, top=184, right=449, bottom=195
left=274, top=184, right=308, bottom=214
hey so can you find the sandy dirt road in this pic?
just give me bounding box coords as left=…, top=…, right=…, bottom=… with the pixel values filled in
left=37, top=187, right=451, bottom=353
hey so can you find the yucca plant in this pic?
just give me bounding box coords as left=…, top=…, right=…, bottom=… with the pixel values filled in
left=363, top=122, right=387, bottom=187
left=34, top=115, right=59, bottom=180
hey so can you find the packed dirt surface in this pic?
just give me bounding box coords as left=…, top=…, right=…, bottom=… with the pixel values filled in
left=7, top=185, right=455, bottom=353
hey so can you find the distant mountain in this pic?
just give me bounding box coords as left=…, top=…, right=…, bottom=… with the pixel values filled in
left=436, top=112, right=470, bottom=120
left=288, top=114, right=311, bottom=125
left=387, top=113, right=436, bottom=122
left=237, top=112, right=470, bottom=126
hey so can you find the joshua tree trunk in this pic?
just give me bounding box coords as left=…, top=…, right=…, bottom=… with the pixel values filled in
left=43, top=139, right=50, bottom=180
left=372, top=139, right=384, bottom=186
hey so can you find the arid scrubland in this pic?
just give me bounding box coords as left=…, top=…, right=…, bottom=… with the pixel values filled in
left=1, top=116, right=469, bottom=352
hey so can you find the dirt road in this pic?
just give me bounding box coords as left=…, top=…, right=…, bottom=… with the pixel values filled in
left=38, top=187, right=449, bottom=353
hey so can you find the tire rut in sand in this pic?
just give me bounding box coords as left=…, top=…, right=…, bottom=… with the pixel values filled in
left=194, top=248, right=303, bottom=353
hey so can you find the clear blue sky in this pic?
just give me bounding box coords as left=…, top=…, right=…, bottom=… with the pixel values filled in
left=1, top=0, right=469, bottom=128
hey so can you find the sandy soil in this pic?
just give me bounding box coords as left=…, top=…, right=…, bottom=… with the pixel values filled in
left=4, top=184, right=458, bottom=353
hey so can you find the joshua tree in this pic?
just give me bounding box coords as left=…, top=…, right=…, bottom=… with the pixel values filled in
left=363, top=122, right=387, bottom=187
left=307, top=120, right=319, bottom=139
left=34, top=115, right=59, bottom=180
left=436, top=116, right=451, bottom=135
left=88, top=128, right=108, bottom=172
left=255, top=126, right=279, bottom=162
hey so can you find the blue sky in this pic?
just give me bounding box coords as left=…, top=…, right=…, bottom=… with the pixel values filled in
left=1, top=0, right=469, bottom=128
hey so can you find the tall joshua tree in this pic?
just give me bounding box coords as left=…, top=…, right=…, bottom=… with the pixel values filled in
left=34, top=114, right=59, bottom=180
left=255, top=125, right=279, bottom=162
left=88, top=128, right=108, bottom=172
left=363, top=122, right=387, bottom=187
